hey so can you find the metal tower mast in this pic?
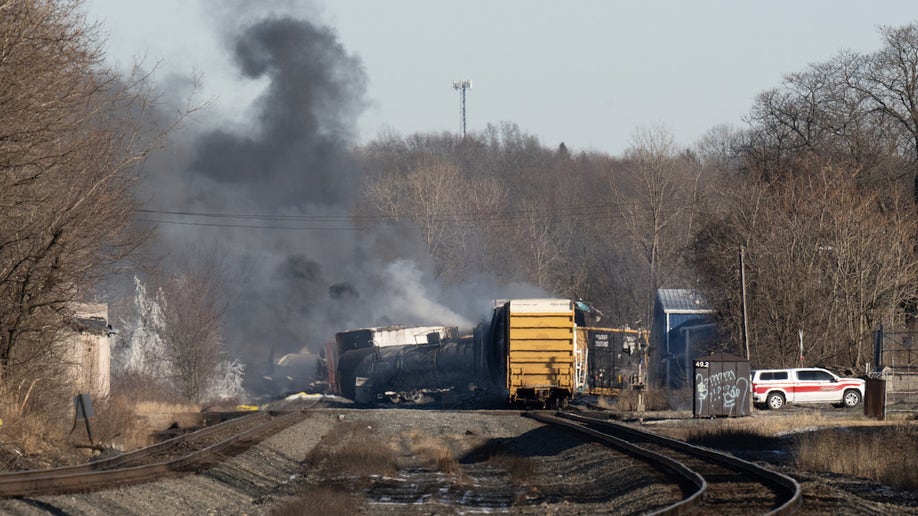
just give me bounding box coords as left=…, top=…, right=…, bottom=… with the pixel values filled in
left=452, top=79, right=472, bottom=137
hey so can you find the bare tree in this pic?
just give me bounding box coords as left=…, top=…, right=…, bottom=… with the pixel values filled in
left=0, top=0, right=167, bottom=382
left=155, top=268, right=229, bottom=402
left=843, top=23, right=918, bottom=201
left=692, top=160, right=918, bottom=368
left=609, top=126, right=704, bottom=325
left=741, top=54, right=907, bottom=190
left=717, top=22, right=918, bottom=366
left=818, top=181, right=918, bottom=367
left=510, top=199, right=569, bottom=292
left=362, top=155, right=503, bottom=282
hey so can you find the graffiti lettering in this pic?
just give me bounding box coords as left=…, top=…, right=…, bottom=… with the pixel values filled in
left=695, top=369, right=749, bottom=416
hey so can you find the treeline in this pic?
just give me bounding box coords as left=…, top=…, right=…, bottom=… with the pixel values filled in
left=355, top=124, right=702, bottom=336
left=689, top=23, right=918, bottom=369
left=354, top=23, right=918, bottom=370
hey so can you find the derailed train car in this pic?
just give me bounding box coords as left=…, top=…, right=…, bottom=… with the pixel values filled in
left=486, top=298, right=578, bottom=407
left=578, top=326, right=650, bottom=396
left=488, top=300, right=650, bottom=405
left=324, top=298, right=649, bottom=407
left=326, top=325, right=494, bottom=405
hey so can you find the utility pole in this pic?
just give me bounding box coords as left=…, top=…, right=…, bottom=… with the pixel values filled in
left=452, top=79, right=472, bottom=138
left=739, top=246, right=751, bottom=360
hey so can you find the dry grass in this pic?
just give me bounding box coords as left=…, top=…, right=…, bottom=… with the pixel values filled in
left=473, top=440, right=535, bottom=485
left=0, top=409, right=74, bottom=464
left=668, top=410, right=911, bottom=441
left=96, top=395, right=235, bottom=451
left=659, top=411, right=918, bottom=491
left=0, top=368, right=252, bottom=472
left=111, top=374, right=196, bottom=409
left=288, top=419, right=481, bottom=514
left=399, top=428, right=462, bottom=475
left=0, top=372, right=211, bottom=471
left=793, top=423, right=918, bottom=491
left=292, top=420, right=441, bottom=514
left=131, top=400, right=202, bottom=415
left=273, top=483, right=358, bottom=516
left=596, top=388, right=673, bottom=411
left=0, top=370, right=86, bottom=467
left=304, top=421, right=399, bottom=479
left=664, top=410, right=831, bottom=442
left=100, top=376, right=202, bottom=450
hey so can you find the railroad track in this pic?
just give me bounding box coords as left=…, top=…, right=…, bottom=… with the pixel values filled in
left=527, top=411, right=802, bottom=515
left=0, top=409, right=308, bottom=498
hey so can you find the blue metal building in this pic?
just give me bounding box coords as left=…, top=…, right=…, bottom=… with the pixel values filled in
left=651, top=289, right=718, bottom=388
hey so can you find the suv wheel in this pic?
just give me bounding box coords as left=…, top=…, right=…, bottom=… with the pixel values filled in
left=842, top=389, right=861, bottom=408
left=766, top=392, right=785, bottom=410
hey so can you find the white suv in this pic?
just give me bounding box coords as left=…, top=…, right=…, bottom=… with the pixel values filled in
left=751, top=367, right=865, bottom=410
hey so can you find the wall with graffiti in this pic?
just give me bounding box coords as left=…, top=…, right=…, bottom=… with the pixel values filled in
left=693, top=354, right=751, bottom=417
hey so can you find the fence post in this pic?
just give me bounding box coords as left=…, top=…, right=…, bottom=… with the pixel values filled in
left=864, top=376, right=886, bottom=421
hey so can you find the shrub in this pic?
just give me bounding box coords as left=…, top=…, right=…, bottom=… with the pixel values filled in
left=304, top=421, right=398, bottom=479
left=597, top=387, right=670, bottom=411
left=273, top=484, right=357, bottom=516
left=400, top=428, right=462, bottom=475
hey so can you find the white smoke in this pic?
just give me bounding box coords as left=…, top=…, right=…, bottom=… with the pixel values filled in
left=113, top=276, right=245, bottom=401
left=374, top=259, right=473, bottom=330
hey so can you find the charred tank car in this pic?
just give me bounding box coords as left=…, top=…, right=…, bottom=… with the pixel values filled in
left=327, top=325, right=495, bottom=406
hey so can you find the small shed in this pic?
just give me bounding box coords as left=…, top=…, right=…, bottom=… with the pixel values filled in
left=692, top=352, right=751, bottom=417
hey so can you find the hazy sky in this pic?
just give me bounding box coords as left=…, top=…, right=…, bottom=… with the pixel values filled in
left=85, top=1, right=917, bottom=156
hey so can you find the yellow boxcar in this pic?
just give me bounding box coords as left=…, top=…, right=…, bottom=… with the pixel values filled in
left=504, top=299, right=576, bottom=407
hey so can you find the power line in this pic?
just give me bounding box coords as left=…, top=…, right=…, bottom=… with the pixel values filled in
left=135, top=200, right=647, bottom=231
left=136, top=208, right=355, bottom=221
left=137, top=201, right=643, bottom=223
left=135, top=219, right=368, bottom=231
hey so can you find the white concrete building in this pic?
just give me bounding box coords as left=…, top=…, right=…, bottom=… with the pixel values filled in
left=65, top=302, right=112, bottom=399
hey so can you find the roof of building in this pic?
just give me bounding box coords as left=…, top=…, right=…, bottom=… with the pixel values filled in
left=656, top=288, right=713, bottom=314
left=693, top=352, right=748, bottom=362
left=70, top=317, right=111, bottom=336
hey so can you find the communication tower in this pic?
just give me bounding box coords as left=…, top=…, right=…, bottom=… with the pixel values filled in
left=452, top=79, right=472, bottom=138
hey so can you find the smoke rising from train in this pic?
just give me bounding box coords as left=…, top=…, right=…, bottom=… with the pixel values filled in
left=132, top=4, right=544, bottom=395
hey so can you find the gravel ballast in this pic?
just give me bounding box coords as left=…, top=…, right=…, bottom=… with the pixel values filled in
left=0, top=407, right=915, bottom=515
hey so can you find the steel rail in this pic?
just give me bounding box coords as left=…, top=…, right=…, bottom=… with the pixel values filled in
left=0, top=410, right=304, bottom=498
left=525, top=411, right=705, bottom=514
left=0, top=411, right=271, bottom=483
left=557, top=411, right=802, bottom=515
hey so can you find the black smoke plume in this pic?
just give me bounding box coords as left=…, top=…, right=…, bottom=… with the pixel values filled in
left=133, top=7, right=543, bottom=396
left=133, top=10, right=468, bottom=395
